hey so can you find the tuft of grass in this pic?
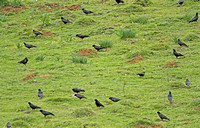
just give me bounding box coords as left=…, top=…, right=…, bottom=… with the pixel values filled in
left=0, top=0, right=22, bottom=7
left=16, top=42, right=21, bottom=49
left=99, top=41, right=113, bottom=48
left=173, top=35, right=179, bottom=43
left=41, top=14, right=51, bottom=26
left=72, top=56, right=88, bottom=64
left=183, top=14, right=193, bottom=22
left=130, top=17, right=148, bottom=24
left=134, top=0, right=152, bottom=7
left=72, top=108, right=93, bottom=118
left=117, top=29, right=136, bottom=39
left=0, top=15, right=7, bottom=22
left=74, top=17, right=95, bottom=26
left=35, top=56, right=45, bottom=61
left=184, top=33, right=199, bottom=41
left=150, top=43, right=169, bottom=50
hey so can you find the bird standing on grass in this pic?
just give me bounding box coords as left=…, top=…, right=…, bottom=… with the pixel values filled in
left=18, top=57, right=28, bottom=65
left=168, top=91, right=173, bottom=104
left=76, top=34, right=89, bottom=39
left=40, top=110, right=55, bottom=117
left=72, top=88, right=85, bottom=93
left=28, top=102, right=41, bottom=110
left=95, top=99, right=104, bottom=107
left=109, top=97, right=121, bottom=102
left=82, top=8, right=93, bottom=14
left=6, top=122, right=11, bottom=128
left=24, top=43, right=36, bottom=49
left=157, top=112, right=170, bottom=121
left=33, top=30, right=43, bottom=37
left=38, top=89, right=43, bottom=99
left=186, top=79, right=190, bottom=86
left=74, top=94, right=87, bottom=100
left=177, top=39, right=188, bottom=47
left=61, top=17, right=72, bottom=24
left=137, top=72, right=145, bottom=77
left=177, top=0, right=184, bottom=6
left=189, top=12, right=198, bottom=23
left=92, top=45, right=105, bottom=51
left=173, top=49, right=184, bottom=58
left=115, top=0, right=124, bottom=4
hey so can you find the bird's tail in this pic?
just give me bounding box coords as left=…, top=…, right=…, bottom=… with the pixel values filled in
left=121, top=0, right=124, bottom=3
left=81, top=90, right=85, bottom=92
left=167, top=118, right=170, bottom=121
left=50, top=113, right=55, bottom=116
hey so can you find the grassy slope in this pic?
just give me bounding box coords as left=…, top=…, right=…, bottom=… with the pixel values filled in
left=0, top=0, right=200, bottom=127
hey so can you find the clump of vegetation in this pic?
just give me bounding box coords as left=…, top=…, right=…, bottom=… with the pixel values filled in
left=173, top=35, right=179, bottom=43
left=134, top=0, right=152, bottom=7
left=184, top=33, right=199, bottom=41
left=72, top=108, right=93, bottom=118
left=0, top=0, right=22, bottom=7
left=74, top=17, right=95, bottom=26
left=183, top=14, right=193, bottom=22
left=35, top=56, right=45, bottom=61
left=150, top=43, right=169, bottom=50
left=130, top=16, right=148, bottom=24
left=0, top=15, right=7, bottom=22
left=72, top=56, right=88, bottom=64
left=99, top=41, right=113, bottom=48
left=41, top=14, right=51, bottom=26
left=117, top=29, right=136, bottom=39
left=16, top=42, right=21, bottom=49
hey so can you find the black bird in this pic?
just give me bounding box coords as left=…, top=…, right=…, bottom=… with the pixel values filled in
left=33, top=30, right=43, bottom=36
left=157, top=112, right=170, bottom=121
left=84, top=126, right=87, bottom=128
left=177, top=39, right=188, bottom=47
left=74, top=94, right=87, bottom=100
left=95, top=99, right=104, bottom=107
left=137, top=72, right=145, bottom=77
left=24, top=43, right=36, bottom=49
left=18, top=57, right=28, bottom=65
left=116, top=0, right=124, bottom=4
left=76, top=34, right=89, bottom=39
left=109, top=97, right=121, bottom=102
left=6, top=122, right=11, bottom=128
left=61, top=17, right=72, bottom=24
left=72, top=88, right=85, bottom=93
left=28, top=102, right=41, bottom=110
left=186, top=79, right=190, bottom=86
left=177, top=0, right=184, bottom=5
left=92, top=45, right=105, bottom=51
left=38, top=89, right=43, bottom=99
left=40, top=110, right=55, bottom=117
left=173, top=49, right=184, bottom=58
left=189, top=12, right=198, bottom=23
left=168, top=91, right=173, bottom=104
left=82, top=8, right=93, bottom=14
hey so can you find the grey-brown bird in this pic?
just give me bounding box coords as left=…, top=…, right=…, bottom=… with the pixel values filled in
left=38, top=89, right=43, bottom=99
left=186, top=79, right=190, bottom=86
left=157, top=112, right=170, bottom=121
left=28, top=102, right=41, bottom=110
left=173, top=49, right=184, bottom=58
left=40, top=110, right=55, bottom=117
left=109, top=97, right=121, bottom=102
left=168, top=91, right=173, bottom=104
left=18, top=57, right=28, bottom=65
left=95, top=99, right=104, bottom=107
left=189, top=12, right=198, bottom=23
left=33, top=30, right=43, bottom=36
left=6, top=122, right=11, bottom=128
left=82, top=8, right=93, bottom=14
left=61, top=17, right=72, bottom=24
left=177, top=39, right=188, bottom=47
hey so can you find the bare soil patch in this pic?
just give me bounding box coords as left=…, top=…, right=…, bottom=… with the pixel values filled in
left=165, top=62, right=177, bottom=67
left=126, top=56, right=144, bottom=63
left=23, top=74, right=37, bottom=80
left=43, top=31, right=57, bottom=36
left=79, top=48, right=97, bottom=56
left=40, top=74, right=54, bottom=78
left=66, top=5, right=82, bottom=11
left=0, top=6, right=26, bottom=12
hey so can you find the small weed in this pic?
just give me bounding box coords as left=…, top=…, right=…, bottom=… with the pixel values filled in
left=0, top=15, right=7, bottom=22
left=117, top=29, right=136, bottom=39
left=130, top=17, right=148, bottom=24
left=173, top=35, right=179, bottom=43
left=35, top=56, right=45, bottom=61
left=41, top=14, right=51, bottom=26
left=99, top=41, right=113, bottom=48
left=17, top=42, right=21, bottom=49
left=65, top=36, right=73, bottom=42
left=72, top=56, right=88, bottom=64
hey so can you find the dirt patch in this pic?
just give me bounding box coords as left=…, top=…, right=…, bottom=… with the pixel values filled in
left=194, top=107, right=200, bottom=110
left=39, top=3, right=59, bottom=11
left=23, top=74, right=37, bottom=80
left=79, top=48, right=97, bottom=56
left=43, top=31, right=56, bottom=36
left=183, top=122, right=190, bottom=125
left=40, top=74, right=54, bottom=78
left=91, top=113, right=98, bottom=116
left=126, top=56, right=144, bottom=63
left=152, top=124, right=163, bottom=128
left=131, top=125, right=151, bottom=128
left=0, top=6, right=26, bottom=12
left=165, top=62, right=177, bottom=67
left=66, top=4, right=82, bottom=11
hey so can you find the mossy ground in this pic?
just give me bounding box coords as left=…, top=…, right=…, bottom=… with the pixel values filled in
left=0, top=0, right=200, bottom=127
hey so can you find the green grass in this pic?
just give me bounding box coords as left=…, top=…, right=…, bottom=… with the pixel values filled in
left=99, top=41, right=113, bottom=48
left=0, top=0, right=22, bottom=7
left=130, top=16, right=148, bottom=24
left=0, top=0, right=200, bottom=127
left=72, top=56, right=88, bottom=64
